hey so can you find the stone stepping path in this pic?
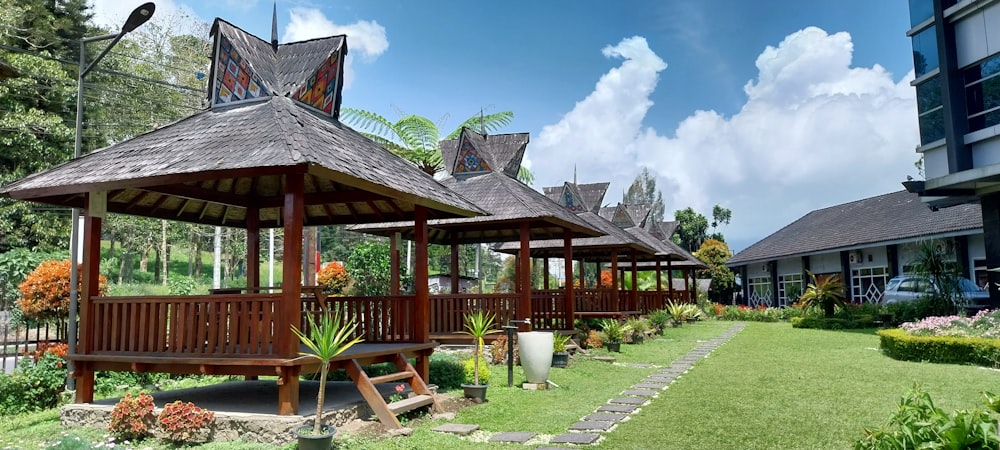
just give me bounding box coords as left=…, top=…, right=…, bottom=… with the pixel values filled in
left=430, top=322, right=746, bottom=447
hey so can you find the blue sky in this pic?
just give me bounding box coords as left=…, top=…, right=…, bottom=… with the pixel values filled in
left=93, top=0, right=919, bottom=253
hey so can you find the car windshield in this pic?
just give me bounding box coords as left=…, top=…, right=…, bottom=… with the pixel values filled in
left=958, top=278, right=983, bottom=293
left=886, top=278, right=902, bottom=291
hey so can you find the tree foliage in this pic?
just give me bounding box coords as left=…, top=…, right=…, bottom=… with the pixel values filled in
left=673, top=207, right=709, bottom=252
left=345, top=240, right=391, bottom=296
left=624, top=167, right=665, bottom=223
left=317, top=261, right=350, bottom=295
left=18, top=259, right=107, bottom=322
left=694, top=238, right=736, bottom=302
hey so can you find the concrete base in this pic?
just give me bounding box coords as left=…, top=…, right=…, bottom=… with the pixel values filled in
left=522, top=382, right=548, bottom=391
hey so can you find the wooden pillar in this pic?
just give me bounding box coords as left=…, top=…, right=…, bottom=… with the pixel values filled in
left=246, top=207, right=260, bottom=289
left=518, top=221, right=531, bottom=331
left=414, top=206, right=430, bottom=344
left=75, top=207, right=102, bottom=403
left=580, top=257, right=587, bottom=288
left=278, top=173, right=304, bottom=415
left=630, top=250, right=638, bottom=312
left=390, top=232, right=400, bottom=295
left=450, top=236, right=460, bottom=294
left=667, top=259, right=674, bottom=298
left=563, top=230, right=574, bottom=329
left=610, top=250, right=619, bottom=308
left=655, top=258, right=663, bottom=310
left=683, top=268, right=690, bottom=302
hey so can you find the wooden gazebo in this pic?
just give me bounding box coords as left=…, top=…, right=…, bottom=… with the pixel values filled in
left=350, top=128, right=606, bottom=337
left=0, top=18, right=488, bottom=427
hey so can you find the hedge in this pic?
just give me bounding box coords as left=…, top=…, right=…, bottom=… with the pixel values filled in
left=877, top=328, right=1000, bottom=367
left=790, top=315, right=876, bottom=330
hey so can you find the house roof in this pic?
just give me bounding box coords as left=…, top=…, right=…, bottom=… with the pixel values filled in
left=493, top=210, right=657, bottom=258
left=0, top=20, right=486, bottom=228
left=439, top=130, right=529, bottom=179
left=727, top=190, right=983, bottom=266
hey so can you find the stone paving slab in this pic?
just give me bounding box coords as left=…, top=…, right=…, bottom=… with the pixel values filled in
left=622, top=389, right=658, bottom=396
left=569, top=420, right=615, bottom=431
left=431, top=423, right=479, bottom=436
left=609, top=397, right=646, bottom=405
left=634, top=383, right=667, bottom=389
left=626, top=363, right=654, bottom=368
left=646, top=375, right=675, bottom=382
left=598, top=404, right=638, bottom=413
left=489, top=431, right=536, bottom=443
left=550, top=433, right=602, bottom=445
left=584, top=413, right=627, bottom=422
left=536, top=447, right=575, bottom=450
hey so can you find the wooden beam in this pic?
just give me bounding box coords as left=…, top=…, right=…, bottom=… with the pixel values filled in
left=518, top=221, right=531, bottom=331
left=280, top=173, right=304, bottom=358
left=366, top=200, right=385, bottom=221
left=414, top=206, right=429, bottom=343
left=563, top=230, right=574, bottom=328
left=123, top=190, right=151, bottom=212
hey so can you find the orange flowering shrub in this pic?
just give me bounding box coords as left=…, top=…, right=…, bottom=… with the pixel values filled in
left=23, top=342, right=69, bottom=362
left=17, top=260, right=108, bottom=322
left=157, top=400, right=215, bottom=443
left=109, top=392, right=156, bottom=440
left=316, top=261, right=350, bottom=295
left=599, top=270, right=613, bottom=287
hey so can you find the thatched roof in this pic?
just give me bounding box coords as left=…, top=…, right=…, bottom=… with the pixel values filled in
left=0, top=19, right=485, bottom=228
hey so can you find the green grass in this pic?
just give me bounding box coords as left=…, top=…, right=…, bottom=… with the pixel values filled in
left=2, top=322, right=997, bottom=449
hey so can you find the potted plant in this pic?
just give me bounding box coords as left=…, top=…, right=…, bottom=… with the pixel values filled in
left=625, top=317, right=647, bottom=344
left=666, top=301, right=688, bottom=327
left=647, top=309, right=670, bottom=335
left=683, top=304, right=702, bottom=323
left=459, top=310, right=500, bottom=403
left=600, top=318, right=625, bottom=352
left=551, top=333, right=572, bottom=368
left=798, top=270, right=846, bottom=318
left=290, top=310, right=363, bottom=450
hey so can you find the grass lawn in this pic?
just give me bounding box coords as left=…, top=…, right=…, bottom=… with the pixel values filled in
left=2, top=321, right=997, bottom=449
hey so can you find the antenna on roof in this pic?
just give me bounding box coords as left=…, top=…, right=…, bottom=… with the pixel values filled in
left=271, top=1, right=278, bottom=52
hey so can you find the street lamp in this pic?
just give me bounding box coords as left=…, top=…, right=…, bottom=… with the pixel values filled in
left=68, top=2, right=155, bottom=390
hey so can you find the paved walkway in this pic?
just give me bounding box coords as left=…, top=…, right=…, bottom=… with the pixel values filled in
left=432, top=322, right=747, bottom=447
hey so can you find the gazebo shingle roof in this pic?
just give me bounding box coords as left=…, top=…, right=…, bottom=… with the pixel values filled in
left=494, top=210, right=656, bottom=258
left=727, top=190, right=983, bottom=266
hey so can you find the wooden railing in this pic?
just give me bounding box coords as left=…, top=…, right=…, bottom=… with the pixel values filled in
left=574, top=288, right=617, bottom=314
left=88, top=294, right=281, bottom=356
left=309, top=295, right=416, bottom=343
left=530, top=290, right=569, bottom=331
left=429, top=294, right=518, bottom=335
left=669, top=290, right=692, bottom=303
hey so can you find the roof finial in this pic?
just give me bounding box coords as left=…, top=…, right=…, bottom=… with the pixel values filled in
left=573, top=164, right=577, bottom=185
left=479, top=108, right=486, bottom=135
left=271, top=1, right=279, bottom=52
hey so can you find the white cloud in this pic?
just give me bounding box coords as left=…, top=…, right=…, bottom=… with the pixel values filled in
left=89, top=0, right=202, bottom=35
left=531, top=27, right=919, bottom=252
left=282, top=8, right=389, bottom=88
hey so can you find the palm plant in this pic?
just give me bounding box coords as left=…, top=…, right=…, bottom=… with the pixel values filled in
left=666, top=300, right=689, bottom=325
left=599, top=318, right=626, bottom=343
left=459, top=310, right=501, bottom=385
left=291, top=311, right=363, bottom=435
left=799, top=270, right=846, bottom=318
left=341, top=108, right=534, bottom=183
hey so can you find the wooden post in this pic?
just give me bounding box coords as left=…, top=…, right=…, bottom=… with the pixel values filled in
left=75, top=205, right=102, bottom=403
left=518, top=221, right=531, bottom=331
left=390, top=232, right=400, bottom=295
left=563, top=230, right=574, bottom=329
left=655, top=258, right=663, bottom=310
left=610, top=250, right=619, bottom=310
left=543, top=257, right=550, bottom=289
left=667, top=259, right=674, bottom=299
left=414, top=206, right=430, bottom=344
left=580, top=257, right=587, bottom=288
left=277, top=173, right=303, bottom=415
left=630, top=250, right=638, bottom=313
left=246, top=207, right=260, bottom=289
left=450, top=236, right=460, bottom=294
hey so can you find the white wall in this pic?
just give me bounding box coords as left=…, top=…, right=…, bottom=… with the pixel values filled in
left=809, top=252, right=842, bottom=274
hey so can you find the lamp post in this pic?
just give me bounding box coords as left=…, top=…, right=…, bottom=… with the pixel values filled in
left=67, top=2, right=155, bottom=390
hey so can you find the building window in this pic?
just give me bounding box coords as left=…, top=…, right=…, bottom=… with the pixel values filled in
left=912, top=26, right=939, bottom=78
left=965, top=54, right=1000, bottom=133
left=778, top=273, right=802, bottom=307
left=851, top=267, right=888, bottom=304
left=917, top=75, right=945, bottom=144
left=748, top=276, right=773, bottom=308
left=908, top=0, right=956, bottom=28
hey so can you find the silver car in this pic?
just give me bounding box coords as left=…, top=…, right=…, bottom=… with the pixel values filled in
left=881, top=274, right=990, bottom=310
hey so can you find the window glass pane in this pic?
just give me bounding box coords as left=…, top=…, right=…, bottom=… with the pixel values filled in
left=965, top=55, right=1000, bottom=84
left=909, top=0, right=933, bottom=27
left=912, top=26, right=939, bottom=78
left=970, top=108, right=1000, bottom=133
left=919, top=108, right=945, bottom=144
left=917, top=76, right=941, bottom=114
left=967, top=76, right=1000, bottom=116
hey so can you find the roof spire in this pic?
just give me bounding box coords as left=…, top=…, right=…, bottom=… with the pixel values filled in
left=271, top=1, right=278, bottom=52
left=573, top=164, right=577, bottom=185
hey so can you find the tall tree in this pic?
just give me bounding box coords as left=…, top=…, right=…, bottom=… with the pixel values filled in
left=342, top=108, right=534, bottom=183
left=710, top=204, right=732, bottom=242
left=673, top=207, right=709, bottom=252
left=623, top=167, right=665, bottom=223
left=694, top=238, right=736, bottom=303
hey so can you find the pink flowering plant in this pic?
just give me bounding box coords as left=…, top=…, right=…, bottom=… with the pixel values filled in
left=157, top=400, right=215, bottom=443
left=900, top=309, right=1000, bottom=339
left=389, top=383, right=405, bottom=403
left=108, top=392, right=156, bottom=440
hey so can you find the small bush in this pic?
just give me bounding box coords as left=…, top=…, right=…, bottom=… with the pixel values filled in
left=0, top=351, right=68, bottom=415
left=877, top=328, right=1000, bottom=367
left=167, top=275, right=196, bottom=295
left=95, top=371, right=167, bottom=396
left=429, top=353, right=464, bottom=390
left=108, top=392, right=156, bottom=440
left=317, top=261, right=351, bottom=295
left=584, top=329, right=603, bottom=349
left=18, top=259, right=108, bottom=322
left=489, top=334, right=518, bottom=364
left=157, top=400, right=215, bottom=443
left=462, top=357, right=491, bottom=385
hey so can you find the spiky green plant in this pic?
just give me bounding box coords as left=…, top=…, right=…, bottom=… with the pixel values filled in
left=799, top=270, right=846, bottom=318
left=291, top=311, right=363, bottom=434
left=459, top=310, right=501, bottom=385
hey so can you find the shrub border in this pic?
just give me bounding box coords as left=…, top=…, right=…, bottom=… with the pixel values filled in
left=877, top=328, right=1000, bottom=367
left=790, top=315, right=876, bottom=330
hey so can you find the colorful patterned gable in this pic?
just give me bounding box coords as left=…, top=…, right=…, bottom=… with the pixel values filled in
left=453, top=132, right=493, bottom=175
left=610, top=205, right=635, bottom=228
left=292, top=50, right=342, bottom=115
left=561, top=184, right=587, bottom=212
left=213, top=35, right=270, bottom=106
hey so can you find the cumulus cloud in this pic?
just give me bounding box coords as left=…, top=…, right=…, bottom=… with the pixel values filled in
left=283, top=8, right=388, bottom=88
left=531, top=27, right=919, bottom=251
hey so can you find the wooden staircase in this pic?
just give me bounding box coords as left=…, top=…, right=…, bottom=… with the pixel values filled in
left=346, top=352, right=442, bottom=429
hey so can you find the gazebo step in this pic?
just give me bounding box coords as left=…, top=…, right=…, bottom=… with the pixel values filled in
left=370, top=371, right=414, bottom=385
left=388, top=394, right=435, bottom=415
